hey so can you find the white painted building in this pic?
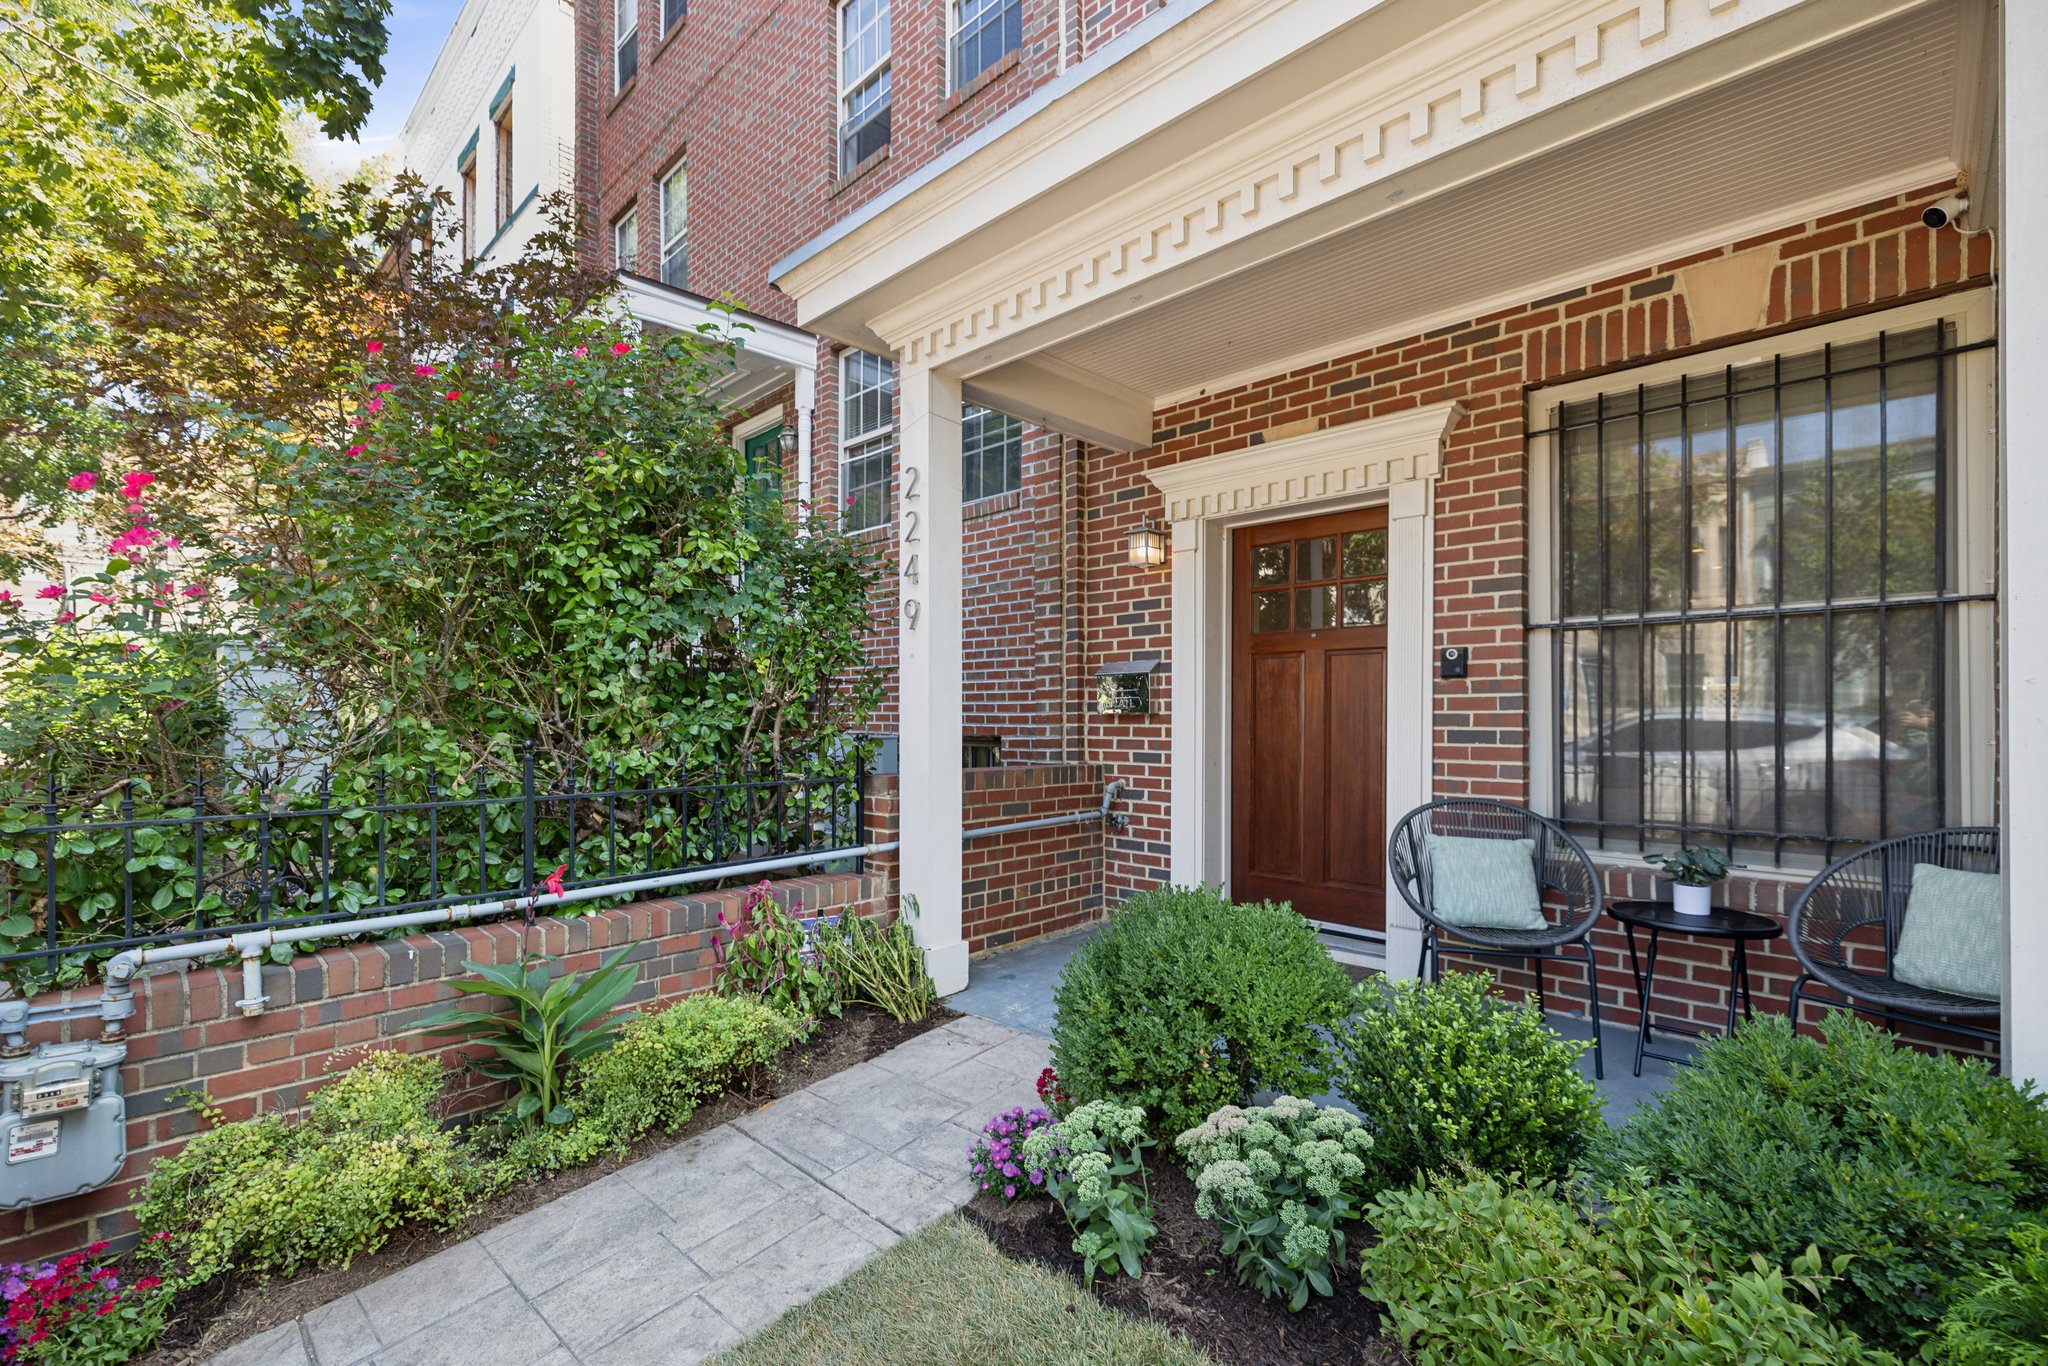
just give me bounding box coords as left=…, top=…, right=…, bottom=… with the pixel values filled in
left=399, top=0, right=576, bottom=268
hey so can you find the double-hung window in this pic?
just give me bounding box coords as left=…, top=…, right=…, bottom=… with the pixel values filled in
left=949, top=0, right=1020, bottom=90
left=662, top=0, right=685, bottom=36
left=961, top=404, right=1022, bottom=501
left=1528, top=296, right=1996, bottom=868
left=614, top=0, right=638, bottom=90
left=659, top=162, right=687, bottom=287
left=458, top=156, right=477, bottom=261
left=837, top=0, right=890, bottom=176
left=613, top=208, right=638, bottom=273
left=493, top=101, right=514, bottom=226
left=840, top=351, right=896, bottom=532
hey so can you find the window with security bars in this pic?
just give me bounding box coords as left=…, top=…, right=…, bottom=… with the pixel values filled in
left=838, top=0, right=890, bottom=176
left=961, top=404, right=1021, bottom=502
left=951, top=0, right=1020, bottom=89
left=1536, top=323, right=1988, bottom=866
left=841, top=351, right=895, bottom=532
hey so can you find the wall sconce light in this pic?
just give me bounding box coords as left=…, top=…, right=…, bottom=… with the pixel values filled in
left=777, top=421, right=800, bottom=460
left=1128, top=516, right=1169, bottom=568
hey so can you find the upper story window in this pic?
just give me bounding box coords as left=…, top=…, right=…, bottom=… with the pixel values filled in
left=962, top=404, right=1021, bottom=501
left=615, top=0, right=638, bottom=90
left=613, top=208, right=638, bottom=273
left=659, top=162, right=687, bottom=288
left=458, top=159, right=477, bottom=261
left=1529, top=299, right=1996, bottom=869
left=662, top=0, right=685, bottom=36
left=840, top=350, right=896, bottom=532
left=493, top=102, right=514, bottom=226
left=837, top=0, right=890, bottom=176
left=950, top=0, right=1020, bottom=90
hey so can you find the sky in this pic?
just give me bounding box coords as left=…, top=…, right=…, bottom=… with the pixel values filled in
left=302, top=0, right=470, bottom=179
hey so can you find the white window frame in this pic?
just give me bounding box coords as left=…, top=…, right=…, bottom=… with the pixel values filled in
left=613, top=208, right=638, bottom=273
left=946, top=0, right=1019, bottom=93
left=839, top=350, right=896, bottom=532
left=1526, top=289, right=1997, bottom=874
left=614, top=0, right=638, bottom=91
left=836, top=0, right=890, bottom=176
left=659, top=161, right=687, bottom=288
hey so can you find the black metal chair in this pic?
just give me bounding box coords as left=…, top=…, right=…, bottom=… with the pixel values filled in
left=1786, top=827, right=2001, bottom=1049
left=1387, top=798, right=1608, bottom=1078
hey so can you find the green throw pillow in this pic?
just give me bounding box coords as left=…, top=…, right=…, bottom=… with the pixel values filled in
left=1423, top=834, right=1546, bottom=931
left=1892, top=863, right=2002, bottom=1002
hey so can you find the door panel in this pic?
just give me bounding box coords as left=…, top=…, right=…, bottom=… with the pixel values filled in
left=1231, top=507, right=1389, bottom=930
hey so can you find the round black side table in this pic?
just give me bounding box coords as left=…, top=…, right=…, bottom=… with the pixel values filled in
left=1608, top=900, right=1783, bottom=1078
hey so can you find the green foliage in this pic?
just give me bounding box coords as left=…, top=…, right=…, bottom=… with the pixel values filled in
left=1936, top=1224, right=2048, bottom=1365
left=1050, top=886, right=1352, bottom=1140
left=1604, top=1011, right=2048, bottom=1350
left=417, top=946, right=641, bottom=1129
left=1335, top=971, right=1605, bottom=1189
left=1175, top=1096, right=1374, bottom=1310
left=135, top=1050, right=486, bottom=1280
left=1644, top=845, right=1731, bottom=886
left=500, top=995, right=798, bottom=1175
left=1019, top=1100, right=1157, bottom=1285
left=712, top=883, right=843, bottom=1035
left=1359, top=1172, right=1892, bottom=1366
left=819, top=902, right=936, bottom=1023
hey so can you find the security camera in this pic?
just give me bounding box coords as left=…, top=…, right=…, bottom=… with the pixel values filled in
left=1922, top=195, right=1968, bottom=230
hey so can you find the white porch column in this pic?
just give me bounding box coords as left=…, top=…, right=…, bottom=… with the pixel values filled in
left=2002, top=4, right=2047, bottom=1086
left=895, top=363, right=970, bottom=995
left=793, top=360, right=817, bottom=523
left=1381, top=476, right=1433, bottom=982
left=1167, top=517, right=1226, bottom=888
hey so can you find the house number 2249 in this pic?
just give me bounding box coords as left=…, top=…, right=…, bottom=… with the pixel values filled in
left=900, top=465, right=921, bottom=629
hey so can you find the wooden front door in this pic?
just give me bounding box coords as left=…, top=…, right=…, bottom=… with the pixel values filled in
left=1230, top=508, right=1389, bottom=930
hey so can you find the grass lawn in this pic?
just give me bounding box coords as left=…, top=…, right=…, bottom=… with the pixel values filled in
left=711, top=1214, right=1210, bottom=1366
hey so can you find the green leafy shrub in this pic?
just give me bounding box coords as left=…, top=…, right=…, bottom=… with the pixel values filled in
left=135, top=1050, right=488, bottom=1280
left=1020, top=1100, right=1156, bottom=1285
left=820, top=902, right=935, bottom=1023
left=1359, top=1172, right=1890, bottom=1365
left=1050, top=886, right=1352, bottom=1140
left=1936, top=1223, right=2048, bottom=1365
left=1604, top=1011, right=2048, bottom=1350
left=1334, top=971, right=1604, bottom=1188
left=712, top=882, right=842, bottom=1035
left=1175, top=1096, right=1374, bottom=1310
left=501, top=994, right=798, bottom=1174
left=417, top=945, right=641, bottom=1129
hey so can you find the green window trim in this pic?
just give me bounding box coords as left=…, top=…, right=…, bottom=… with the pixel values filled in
left=456, top=128, right=480, bottom=172
left=475, top=186, right=540, bottom=259
left=489, top=68, right=517, bottom=118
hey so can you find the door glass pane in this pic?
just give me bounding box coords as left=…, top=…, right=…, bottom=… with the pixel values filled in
left=1252, top=544, right=1289, bottom=586
left=1343, top=530, right=1386, bottom=576
left=1342, top=581, right=1387, bottom=626
left=1295, top=584, right=1336, bottom=630
left=1252, top=591, right=1290, bottom=633
left=1295, top=537, right=1337, bottom=581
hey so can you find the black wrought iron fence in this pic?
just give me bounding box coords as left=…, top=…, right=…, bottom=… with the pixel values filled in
left=0, top=747, right=868, bottom=987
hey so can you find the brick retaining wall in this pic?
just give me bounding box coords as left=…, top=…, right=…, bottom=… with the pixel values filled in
left=962, top=764, right=1108, bottom=953
left=0, top=871, right=886, bottom=1263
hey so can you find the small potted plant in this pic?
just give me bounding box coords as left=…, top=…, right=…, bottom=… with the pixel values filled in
left=1644, top=846, right=1730, bottom=916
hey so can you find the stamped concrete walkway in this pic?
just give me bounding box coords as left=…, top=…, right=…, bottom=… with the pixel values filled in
left=210, top=1016, right=1049, bottom=1366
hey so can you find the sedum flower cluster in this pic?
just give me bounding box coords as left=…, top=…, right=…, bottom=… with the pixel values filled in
left=1018, top=1100, right=1156, bottom=1285
left=1175, top=1096, right=1376, bottom=1311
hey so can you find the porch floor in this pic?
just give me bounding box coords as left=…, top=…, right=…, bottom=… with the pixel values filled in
left=946, top=924, right=1687, bottom=1123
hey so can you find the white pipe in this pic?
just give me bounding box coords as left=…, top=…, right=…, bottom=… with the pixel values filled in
left=99, top=840, right=900, bottom=1024
left=959, top=779, right=1126, bottom=843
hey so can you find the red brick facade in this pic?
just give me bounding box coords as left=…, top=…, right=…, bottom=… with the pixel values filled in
left=0, top=870, right=885, bottom=1262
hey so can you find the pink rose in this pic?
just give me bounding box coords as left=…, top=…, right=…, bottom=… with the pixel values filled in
left=120, top=471, right=155, bottom=500
left=67, top=472, right=98, bottom=492
left=414, top=364, right=437, bottom=377
left=444, top=389, right=460, bottom=401
left=366, top=398, right=383, bottom=413
left=181, top=583, right=207, bottom=599
left=374, top=382, right=395, bottom=393
left=36, top=584, right=63, bottom=600
left=345, top=445, right=366, bottom=458
left=54, top=611, right=76, bottom=624
left=611, top=341, right=632, bottom=355
left=366, top=340, right=383, bottom=354
left=572, top=345, right=588, bottom=359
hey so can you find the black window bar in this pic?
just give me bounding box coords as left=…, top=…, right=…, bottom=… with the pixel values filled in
left=1528, top=327, right=1997, bottom=868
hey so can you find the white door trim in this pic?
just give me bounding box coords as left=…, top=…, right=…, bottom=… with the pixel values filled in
left=1145, top=400, right=1463, bottom=979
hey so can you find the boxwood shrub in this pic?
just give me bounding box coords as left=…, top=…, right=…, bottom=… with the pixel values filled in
left=1360, top=1171, right=1888, bottom=1365
left=1335, top=970, right=1604, bottom=1188
left=1604, top=1011, right=2048, bottom=1351
left=1050, top=886, right=1352, bottom=1140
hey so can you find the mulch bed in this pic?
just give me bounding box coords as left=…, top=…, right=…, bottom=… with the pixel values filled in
left=965, top=1165, right=1409, bottom=1366
left=138, top=1003, right=954, bottom=1364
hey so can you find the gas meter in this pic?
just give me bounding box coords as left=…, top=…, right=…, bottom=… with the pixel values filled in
left=0, top=1041, right=127, bottom=1209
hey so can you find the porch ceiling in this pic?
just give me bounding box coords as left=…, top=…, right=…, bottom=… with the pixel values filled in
left=1044, top=0, right=1967, bottom=409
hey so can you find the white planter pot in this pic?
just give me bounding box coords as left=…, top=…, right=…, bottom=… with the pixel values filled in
left=1671, top=883, right=1713, bottom=917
